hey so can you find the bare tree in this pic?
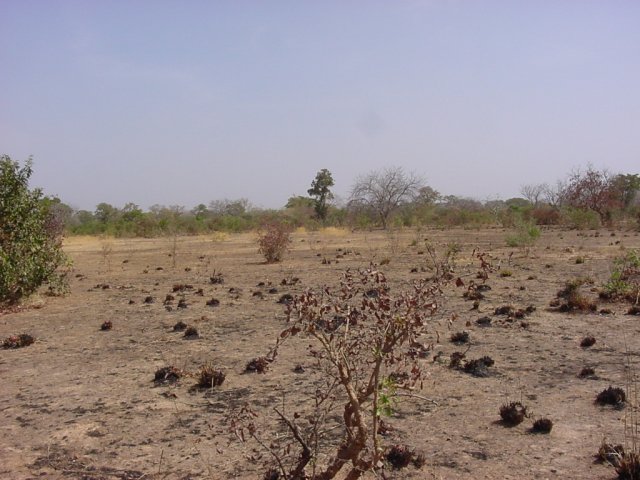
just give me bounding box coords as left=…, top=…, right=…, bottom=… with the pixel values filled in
left=348, top=167, right=424, bottom=229
left=520, top=183, right=546, bottom=207
left=542, top=181, right=566, bottom=208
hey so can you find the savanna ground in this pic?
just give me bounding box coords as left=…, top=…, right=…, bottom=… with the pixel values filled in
left=1, top=226, right=640, bottom=479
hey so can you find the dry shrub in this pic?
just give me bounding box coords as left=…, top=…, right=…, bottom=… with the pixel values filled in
left=450, top=331, right=470, bottom=344
left=463, top=356, right=494, bottom=377
left=245, top=356, right=270, bottom=374
left=617, top=452, right=640, bottom=479
left=2, top=333, right=35, bottom=349
left=210, top=270, right=224, bottom=284
left=183, top=326, right=199, bottom=339
left=581, top=336, right=596, bottom=348
left=596, top=386, right=626, bottom=407
left=385, top=444, right=425, bottom=470
left=555, top=278, right=598, bottom=312
left=262, top=468, right=280, bottom=480
left=154, top=366, right=181, bottom=384
left=173, top=321, right=187, bottom=332
left=449, top=351, right=467, bottom=369
left=277, top=293, right=294, bottom=305
left=579, top=367, right=596, bottom=378
left=196, top=363, right=226, bottom=388
left=597, top=441, right=625, bottom=466
left=499, top=401, right=527, bottom=426
left=531, top=418, right=553, bottom=434
left=495, top=305, right=514, bottom=316
left=257, top=222, right=293, bottom=263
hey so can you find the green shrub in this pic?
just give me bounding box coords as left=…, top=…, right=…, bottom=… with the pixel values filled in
left=561, top=207, right=601, bottom=230
left=505, top=221, right=540, bottom=248
left=0, top=156, right=69, bottom=304
left=601, top=249, right=640, bottom=299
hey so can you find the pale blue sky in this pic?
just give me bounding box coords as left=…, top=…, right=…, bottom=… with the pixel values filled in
left=1, top=1, right=639, bottom=211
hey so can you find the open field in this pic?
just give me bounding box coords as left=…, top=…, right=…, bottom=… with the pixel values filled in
left=1, top=227, right=640, bottom=479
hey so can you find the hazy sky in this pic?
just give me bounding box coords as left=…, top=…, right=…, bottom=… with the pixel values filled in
left=1, top=1, right=639, bottom=211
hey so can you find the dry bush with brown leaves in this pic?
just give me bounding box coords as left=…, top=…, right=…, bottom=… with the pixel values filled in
left=232, top=265, right=444, bottom=479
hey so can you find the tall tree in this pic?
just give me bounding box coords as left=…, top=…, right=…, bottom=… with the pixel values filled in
left=307, top=169, right=335, bottom=221
left=349, top=166, right=424, bottom=229
left=612, top=173, right=640, bottom=209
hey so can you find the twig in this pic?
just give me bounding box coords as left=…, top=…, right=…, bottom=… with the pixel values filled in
left=395, top=392, right=439, bottom=406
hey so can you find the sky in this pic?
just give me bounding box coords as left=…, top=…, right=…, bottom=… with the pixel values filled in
left=1, top=0, right=639, bottom=212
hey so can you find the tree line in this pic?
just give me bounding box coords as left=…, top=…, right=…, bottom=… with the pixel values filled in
left=1, top=155, right=639, bottom=305
left=55, top=166, right=638, bottom=236
left=6, top=157, right=640, bottom=239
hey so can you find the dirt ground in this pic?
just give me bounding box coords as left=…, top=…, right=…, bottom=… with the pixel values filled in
left=1, top=227, right=640, bottom=479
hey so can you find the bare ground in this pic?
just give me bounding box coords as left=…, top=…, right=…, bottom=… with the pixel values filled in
left=1, top=227, right=640, bottom=479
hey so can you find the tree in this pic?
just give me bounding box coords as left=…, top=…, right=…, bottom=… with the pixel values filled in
left=209, top=198, right=251, bottom=217
left=285, top=196, right=315, bottom=210
left=612, top=174, right=640, bottom=209
left=0, top=155, right=69, bottom=304
left=349, top=167, right=424, bottom=229
left=414, top=186, right=440, bottom=206
left=307, top=169, right=335, bottom=222
left=95, top=202, right=119, bottom=224
left=562, top=167, right=620, bottom=221
left=520, top=184, right=546, bottom=207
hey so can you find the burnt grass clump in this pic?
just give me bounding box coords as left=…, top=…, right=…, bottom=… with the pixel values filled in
left=463, top=356, right=495, bottom=377
left=495, top=305, right=514, bottom=316
left=597, top=442, right=625, bottom=466
left=210, top=271, right=224, bottom=284
left=206, top=298, right=220, bottom=307
left=579, top=367, right=596, bottom=378
left=450, top=331, right=470, bottom=344
left=616, top=452, right=640, bottom=479
left=277, top=294, right=294, bottom=305
left=580, top=336, right=596, bottom=348
left=596, top=386, right=626, bottom=407
left=245, top=356, right=271, bottom=374
left=553, top=279, right=598, bottom=312
left=173, top=321, right=187, bottom=332
left=385, top=444, right=425, bottom=470
left=154, top=366, right=181, bottom=384
left=530, top=418, right=553, bottom=434
left=183, top=326, right=199, bottom=339
left=100, top=321, right=113, bottom=331
left=463, top=288, right=484, bottom=301
left=196, top=364, right=226, bottom=388
left=500, top=401, right=528, bottom=426
left=2, top=333, right=35, bottom=349
left=263, top=468, right=280, bottom=480
left=449, top=351, right=467, bottom=369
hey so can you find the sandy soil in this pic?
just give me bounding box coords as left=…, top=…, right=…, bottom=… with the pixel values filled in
left=1, top=227, right=640, bottom=479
